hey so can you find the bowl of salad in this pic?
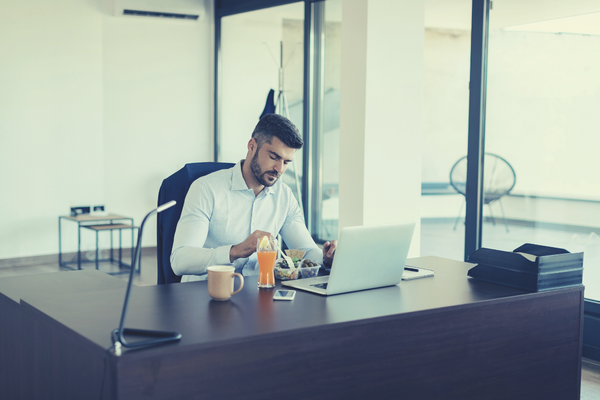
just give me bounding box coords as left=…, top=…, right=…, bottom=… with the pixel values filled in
left=274, top=256, right=302, bottom=280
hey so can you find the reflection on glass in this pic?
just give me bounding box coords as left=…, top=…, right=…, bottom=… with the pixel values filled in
left=485, top=7, right=600, bottom=300
left=420, top=1, right=471, bottom=260
left=220, top=2, right=305, bottom=205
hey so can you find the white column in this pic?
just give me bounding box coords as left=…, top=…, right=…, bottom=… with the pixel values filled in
left=339, top=0, right=423, bottom=255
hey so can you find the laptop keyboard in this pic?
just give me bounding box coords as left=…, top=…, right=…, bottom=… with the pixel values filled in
left=310, top=283, right=328, bottom=290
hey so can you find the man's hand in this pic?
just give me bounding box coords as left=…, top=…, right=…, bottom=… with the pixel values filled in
left=322, top=240, right=338, bottom=268
left=230, top=230, right=273, bottom=263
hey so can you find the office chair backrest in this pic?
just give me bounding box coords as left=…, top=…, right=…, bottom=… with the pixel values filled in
left=157, top=162, right=235, bottom=284
left=449, top=153, right=516, bottom=204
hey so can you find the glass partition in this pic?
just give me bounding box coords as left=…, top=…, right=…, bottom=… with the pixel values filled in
left=484, top=4, right=600, bottom=301
left=219, top=2, right=305, bottom=205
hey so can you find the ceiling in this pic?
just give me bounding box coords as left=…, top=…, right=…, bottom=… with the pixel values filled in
left=230, top=0, right=600, bottom=36
left=425, top=0, right=600, bottom=35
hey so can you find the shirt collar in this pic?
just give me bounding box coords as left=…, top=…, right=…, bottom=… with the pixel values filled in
left=231, top=161, right=248, bottom=191
left=263, top=184, right=276, bottom=195
left=231, top=160, right=276, bottom=195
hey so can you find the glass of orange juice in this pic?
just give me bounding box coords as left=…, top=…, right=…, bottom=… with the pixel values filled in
left=257, top=236, right=277, bottom=288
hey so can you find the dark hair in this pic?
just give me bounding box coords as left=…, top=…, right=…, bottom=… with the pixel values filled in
left=251, top=114, right=303, bottom=150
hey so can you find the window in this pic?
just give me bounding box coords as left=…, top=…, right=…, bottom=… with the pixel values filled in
left=485, top=3, right=600, bottom=302
left=218, top=2, right=305, bottom=206
left=217, top=0, right=340, bottom=243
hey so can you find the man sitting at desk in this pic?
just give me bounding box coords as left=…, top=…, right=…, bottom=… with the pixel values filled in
left=171, top=113, right=337, bottom=282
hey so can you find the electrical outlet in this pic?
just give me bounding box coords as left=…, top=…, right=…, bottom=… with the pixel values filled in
left=91, top=205, right=108, bottom=216
left=70, top=206, right=91, bottom=217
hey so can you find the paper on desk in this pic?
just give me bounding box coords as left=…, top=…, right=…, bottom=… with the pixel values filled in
left=514, top=252, right=537, bottom=262
left=402, top=266, right=434, bottom=280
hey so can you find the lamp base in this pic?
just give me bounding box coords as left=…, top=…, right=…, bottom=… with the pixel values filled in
left=111, top=328, right=182, bottom=350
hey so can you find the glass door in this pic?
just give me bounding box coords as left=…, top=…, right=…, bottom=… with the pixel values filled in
left=484, top=3, right=600, bottom=302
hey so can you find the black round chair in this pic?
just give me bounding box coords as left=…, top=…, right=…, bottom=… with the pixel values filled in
left=449, top=153, right=516, bottom=232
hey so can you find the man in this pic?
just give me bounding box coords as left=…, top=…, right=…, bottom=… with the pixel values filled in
left=171, top=113, right=337, bottom=282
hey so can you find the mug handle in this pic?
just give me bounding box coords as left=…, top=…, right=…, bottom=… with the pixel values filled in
left=231, top=273, right=244, bottom=296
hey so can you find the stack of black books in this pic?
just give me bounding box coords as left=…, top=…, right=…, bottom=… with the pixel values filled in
left=467, top=243, right=583, bottom=292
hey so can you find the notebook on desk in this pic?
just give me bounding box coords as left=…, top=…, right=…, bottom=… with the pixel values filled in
left=282, top=223, right=415, bottom=296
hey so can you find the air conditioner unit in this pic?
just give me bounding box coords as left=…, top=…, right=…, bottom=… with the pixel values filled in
left=112, top=0, right=205, bottom=21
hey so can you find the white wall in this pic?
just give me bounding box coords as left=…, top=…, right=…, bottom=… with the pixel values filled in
left=0, top=0, right=213, bottom=259
left=102, top=4, right=214, bottom=246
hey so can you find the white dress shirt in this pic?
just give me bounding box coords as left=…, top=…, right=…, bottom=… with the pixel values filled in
left=171, top=161, right=322, bottom=282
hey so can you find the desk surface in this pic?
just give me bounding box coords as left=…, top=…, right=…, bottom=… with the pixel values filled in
left=2, top=256, right=583, bottom=400
left=21, top=256, right=537, bottom=352
left=0, top=269, right=128, bottom=400
left=0, top=269, right=126, bottom=304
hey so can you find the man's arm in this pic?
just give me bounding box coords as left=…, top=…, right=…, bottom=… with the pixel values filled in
left=229, top=230, right=275, bottom=261
left=278, top=199, right=326, bottom=264
left=170, top=179, right=275, bottom=276
left=278, top=194, right=338, bottom=266
left=170, top=181, right=232, bottom=277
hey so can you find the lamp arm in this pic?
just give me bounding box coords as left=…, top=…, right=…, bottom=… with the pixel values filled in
left=114, top=200, right=176, bottom=345
left=115, top=209, right=154, bottom=343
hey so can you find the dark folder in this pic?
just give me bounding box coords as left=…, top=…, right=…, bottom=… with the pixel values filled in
left=467, top=243, right=583, bottom=292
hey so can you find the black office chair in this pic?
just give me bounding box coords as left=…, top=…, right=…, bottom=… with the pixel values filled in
left=449, top=153, right=516, bottom=232
left=156, top=162, right=235, bottom=284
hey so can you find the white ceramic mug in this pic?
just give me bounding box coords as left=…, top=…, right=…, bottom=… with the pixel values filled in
left=207, top=265, right=244, bottom=301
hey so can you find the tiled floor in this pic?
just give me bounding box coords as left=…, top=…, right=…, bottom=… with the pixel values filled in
left=0, top=251, right=157, bottom=286
left=1, top=239, right=599, bottom=398
left=582, top=359, right=600, bottom=400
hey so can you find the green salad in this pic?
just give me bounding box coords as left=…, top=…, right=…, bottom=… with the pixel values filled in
left=276, top=257, right=302, bottom=269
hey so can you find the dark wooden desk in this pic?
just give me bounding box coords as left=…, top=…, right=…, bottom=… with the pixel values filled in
left=0, top=270, right=127, bottom=400
left=0, top=257, right=583, bottom=399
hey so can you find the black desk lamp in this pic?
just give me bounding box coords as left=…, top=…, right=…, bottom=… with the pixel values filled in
left=111, top=200, right=181, bottom=352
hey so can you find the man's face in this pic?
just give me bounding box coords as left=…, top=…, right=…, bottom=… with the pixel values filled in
left=250, top=136, right=296, bottom=187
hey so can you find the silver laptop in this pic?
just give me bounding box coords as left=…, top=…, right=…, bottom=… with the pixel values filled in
left=282, top=223, right=415, bottom=296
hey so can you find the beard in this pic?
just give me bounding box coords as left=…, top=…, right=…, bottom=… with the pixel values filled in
left=250, top=151, right=281, bottom=187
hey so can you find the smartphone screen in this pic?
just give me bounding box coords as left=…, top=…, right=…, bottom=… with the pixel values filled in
left=273, top=290, right=296, bottom=300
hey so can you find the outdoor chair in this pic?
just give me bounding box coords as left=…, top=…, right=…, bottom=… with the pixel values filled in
left=449, top=153, right=516, bottom=232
